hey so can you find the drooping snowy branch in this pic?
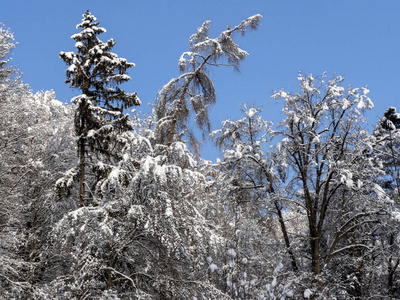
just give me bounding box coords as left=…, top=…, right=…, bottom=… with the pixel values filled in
left=155, top=14, right=262, bottom=155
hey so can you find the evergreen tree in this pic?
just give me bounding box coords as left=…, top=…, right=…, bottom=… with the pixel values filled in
left=373, top=107, right=400, bottom=297
left=60, top=10, right=140, bottom=207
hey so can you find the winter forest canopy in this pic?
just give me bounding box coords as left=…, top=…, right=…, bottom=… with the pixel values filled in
left=1, top=9, right=400, bottom=299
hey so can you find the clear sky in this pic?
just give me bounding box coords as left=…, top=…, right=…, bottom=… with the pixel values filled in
left=2, top=1, right=400, bottom=161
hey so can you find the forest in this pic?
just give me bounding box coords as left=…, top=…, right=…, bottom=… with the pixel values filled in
left=0, top=10, right=399, bottom=299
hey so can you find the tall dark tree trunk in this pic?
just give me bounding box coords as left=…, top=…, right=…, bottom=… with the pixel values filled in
left=310, top=226, right=321, bottom=275
left=78, top=139, right=85, bottom=207
left=274, top=201, right=298, bottom=272
left=388, top=233, right=399, bottom=296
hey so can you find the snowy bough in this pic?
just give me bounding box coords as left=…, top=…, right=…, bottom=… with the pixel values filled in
left=155, top=14, right=262, bottom=156
left=47, top=127, right=228, bottom=298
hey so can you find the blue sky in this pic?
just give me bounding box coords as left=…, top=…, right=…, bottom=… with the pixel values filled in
left=2, top=1, right=400, bottom=160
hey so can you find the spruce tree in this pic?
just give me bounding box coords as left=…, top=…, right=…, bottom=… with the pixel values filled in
left=60, top=10, right=140, bottom=206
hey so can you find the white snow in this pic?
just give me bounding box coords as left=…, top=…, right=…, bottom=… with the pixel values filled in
left=273, top=261, right=283, bottom=275
left=67, top=64, right=76, bottom=73
left=60, top=51, right=74, bottom=60
left=227, top=248, right=236, bottom=258
left=330, top=85, right=345, bottom=98
left=373, top=183, right=386, bottom=200
left=209, top=263, right=218, bottom=273
left=165, top=199, right=173, bottom=217
left=109, top=167, right=120, bottom=182
left=142, top=156, right=153, bottom=173
left=75, top=42, right=84, bottom=48
left=304, top=289, right=312, bottom=299
left=154, top=164, right=166, bottom=181
left=270, top=277, right=277, bottom=288
left=341, top=99, right=351, bottom=110
left=248, top=108, right=257, bottom=118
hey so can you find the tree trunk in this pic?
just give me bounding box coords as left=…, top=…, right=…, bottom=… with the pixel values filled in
left=388, top=233, right=399, bottom=296
left=78, top=138, right=85, bottom=207
left=274, top=201, right=298, bottom=272
left=310, top=228, right=321, bottom=275
left=304, top=183, right=322, bottom=275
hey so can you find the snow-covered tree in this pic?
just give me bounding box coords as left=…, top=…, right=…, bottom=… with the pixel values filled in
left=269, top=73, right=390, bottom=297
left=41, top=115, right=229, bottom=298
left=60, top=10, right=140, bottom=206
left=155, top=14, right=262, bottom=155
left=0, top=72, right=75, bottom=299
left=213, top=73, right=393, bottom=298
left=372, top=107, right=400, bottom=298
left=0, top=23, right=32, bottom=297
left=212, top=104, right=299, bottom=269
left=5, top=8, right=400, bottom=298
left=0, top=24, right=75, bottom=297
left=0, top=23, right=25, bottom=100
left=212, top=105, right=302, bottom=298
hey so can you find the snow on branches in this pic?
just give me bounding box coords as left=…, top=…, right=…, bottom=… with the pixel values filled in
left=155, top=14, right=262, bottom=155
left=60, top=10, right=141, bottom=207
